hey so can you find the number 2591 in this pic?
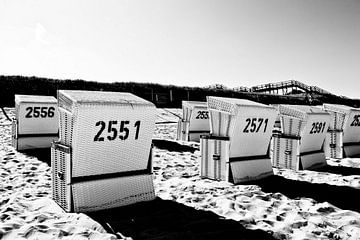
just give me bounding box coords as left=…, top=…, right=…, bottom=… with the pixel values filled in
left=94, top=120, right=141, bottom=142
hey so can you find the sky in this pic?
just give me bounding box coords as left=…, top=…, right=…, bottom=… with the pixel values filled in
left=0, top=0, right=359, bottom=98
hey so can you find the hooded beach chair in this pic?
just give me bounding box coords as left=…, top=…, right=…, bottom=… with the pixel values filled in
left=271, top=105, right=331, bottom=170
left=176, top=101, right=210, bottom=142
left=51, top=90, right=156, bottom=212
left=12, top=94, right=58, bottom=150
left=200, top=96, right=277, bottom=183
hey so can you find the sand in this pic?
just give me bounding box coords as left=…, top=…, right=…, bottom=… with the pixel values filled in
left=0, top=109, right=116, bottom=240
left=1, top=107, right=360, bottom=239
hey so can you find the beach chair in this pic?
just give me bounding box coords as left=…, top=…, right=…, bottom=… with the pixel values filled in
left=200, top=97, right=277, bottom=183
left=51, top=90, right=156, bottom=212
left=271, top=105, right=331, bottom=170
left=322, top=104, right=360, bottom=157
left=176, top=101, right=210, bottom=142
left=12, top=95, right=58, bottom=150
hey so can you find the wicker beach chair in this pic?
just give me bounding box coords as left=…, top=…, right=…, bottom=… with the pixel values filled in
left=272, top=105, right=331, bottom=170
left=176, top=101, right=210, bottom=142
left=52, top=90, right=156, bottom=212
left=200, top=97, right=277, bottom=184
left=12, top=95, right=58, bottom=150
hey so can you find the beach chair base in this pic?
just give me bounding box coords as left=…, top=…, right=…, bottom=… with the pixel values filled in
left=300, top=151, right=327, bottom=170
left=229, top=157, right=274, bottom=184
left=271, top=134, right=327, bottom=170
left=343, top=143, right=360, bottom=157
left=13, top=135, right=58, bottom=151
left=12, top=119, right=58, bottom=151
left=51, top=142, right=155, bottom=213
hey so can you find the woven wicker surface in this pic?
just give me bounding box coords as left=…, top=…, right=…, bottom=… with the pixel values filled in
left=277, top=105, right=305, bottom=119
left=288, top=105, right=329, bottom=114
left=51, top=144, right=72, bottom=212
left=228, top=107, right=277, bottom=157
left=182, top=101, right=207, bottom=110
left=71, top=104, right=155, bottom=177
left=344, top=145, right=360, bottom=157
left=182, top=101, right=208, bottom=122
left=200, top=138, right=230, bottom=181
left=278, top=105, right=330, bottom=122
left=326, top=111, right=346, bottom=130
left=272, top=136, right=300, bottom=170
left=299, top=113, right=331, bottom=153
left=300, top=152, right=327, bottom=170
left=323, top=104, right=360, bottom=115
left=342, top=111, right=360, bottom=143
left=51, top=141, right=155, bottom=212
left=16, top=136, right=58, bottom=150
left=230, top=158, right=273, bottom=184
left=187, top=109, right=210, bottom=134
left=182, top=107, right=191, bottom=122
left=207, top=96, right=273, bottom=115
left=58, top=90, right=153, bottom=106
left=58, top=107, right=74, bottom=146
left=72, top=174, right=155, bottom=212
left=15, top=102, right=58, bottom=135
left=15, top=94, right=57, bottom=104
left=209, top=110, right=235, bottom=137
left=280, top=115, right=304, bottom=136
left=176, top=120, right=189, bottom=141
left=324, top=131, right=343, bottom=159
left=57, top=90, right=156, bottom=177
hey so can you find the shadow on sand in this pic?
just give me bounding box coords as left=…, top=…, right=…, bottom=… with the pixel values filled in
left=247, top=175, right=360, bottom=213
left=21, top=148, right=52, bottom=166
left=89, top=197, right=275, bottom=240
left=152, top=139, right=198, bottom=153
left=316, top=165, right=360, bottom=176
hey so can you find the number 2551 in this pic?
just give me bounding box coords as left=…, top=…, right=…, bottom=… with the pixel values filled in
left=94, top=120, right=141, bottom=142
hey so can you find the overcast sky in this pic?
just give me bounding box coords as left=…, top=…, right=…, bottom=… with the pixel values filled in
left=0, top=0, right=359, bottom=98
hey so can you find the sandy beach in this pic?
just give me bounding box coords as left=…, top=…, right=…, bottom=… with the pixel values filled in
left=1, top=108, right=360, bottom=239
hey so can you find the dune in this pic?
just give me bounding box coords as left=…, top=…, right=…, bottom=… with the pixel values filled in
left=1, top=107, right=360, bottom=239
